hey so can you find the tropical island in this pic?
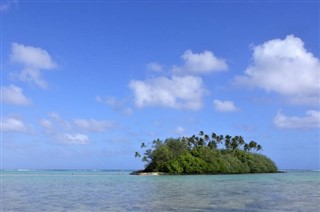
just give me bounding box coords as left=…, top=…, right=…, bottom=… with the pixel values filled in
left=133, top=131, right=278, bottom=175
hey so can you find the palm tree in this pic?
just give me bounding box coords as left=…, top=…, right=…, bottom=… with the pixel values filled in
left=211, top=132, right=218, bottom=148
left=135, top=152, right=141, bottom=158
left=199, top=131, right=204, bottom=136
left=211, top=132, right=217, bottom=141
left=230, top=137, right=239, bottom=151
left=204, top=134, right=209, bottom=141
left=208, top=141, right=217, bottom=149
left=217, top=135, right=224, bottom=144
left=256, top=144, right=263, bottom=152
left=249, top=141, right=257, bottom=151
left=238, top=136, right=245, bottom=146
left=198, top=137, right=205, bottom=147
left=152, top=139, right=162, bottom=148
left=194, top=135, right=199, bottom=147
left=141, top=142, right=146, bottom=149
left=188, top=135, right=197, bottom=149
left=243, top=143, right=250, bottom=152
left=142, top=156, right=148, bottom=162
left=203, top=134, right=210, bottom=146
left=225, top=135, right=231, bottom=150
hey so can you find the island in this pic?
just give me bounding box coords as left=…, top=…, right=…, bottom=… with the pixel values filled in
left=133, top=131, right=278, bottom=175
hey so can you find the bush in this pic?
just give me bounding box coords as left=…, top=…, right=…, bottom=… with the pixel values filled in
left=137, top=133, right=278, bottom=174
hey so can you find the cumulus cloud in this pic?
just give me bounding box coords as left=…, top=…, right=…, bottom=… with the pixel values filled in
left=11, top=43, right=56, bottom=69
left=274, top=110, right=320, bottom=129
left=96, top=96, right=132, bottom=116
left=235, top=35, right=320, bottom=105
left=173, top=126, right=185, bottom=135
left=213, top=99, right=239, bottom=112
left=47, top=112, right=71, bottom=131
left=40, top=113, right=115, bottom=144
left=73, top=119, right=116, bottom=132
left=129, top=75, right=206, bottom=110
left=172, top=50, right=227, bottom=75
left=130, top=49, right=227, bottom=110
left=147, top=62, right=163, bottom=72
left=10, top=43, right=57, bottom=88
left=1, top=117, right=29, bottom=132
left=1, top=84, right=31, bottom=105
left=40, top=119, right=53, bottom=131
left=64, top=133, right=89, bottom=144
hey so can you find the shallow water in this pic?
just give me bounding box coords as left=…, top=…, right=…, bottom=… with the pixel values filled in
left=1, top=170, right=320, bottom=211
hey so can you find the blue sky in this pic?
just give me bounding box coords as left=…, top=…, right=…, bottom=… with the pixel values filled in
left=1, top=0, right=319, bottom=170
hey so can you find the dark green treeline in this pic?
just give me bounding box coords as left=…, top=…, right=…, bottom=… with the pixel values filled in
left=135, top=131, right=278, bottom=174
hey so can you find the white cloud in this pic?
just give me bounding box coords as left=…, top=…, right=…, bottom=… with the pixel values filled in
left=274, top=110, right=320, bottom=129
left=73, top=119, right=116, bottom=132
left=40, top=113, right=116, bottom=144
left=129, top=75, right=206, bottom=110
left=40, top=119, right=53, bottom=131
left=213, top=99, right=239, bottom=112
left=1, top=85, right=31, bottom=105
left=96, top=96, right=132, bottom=116
left=173, top=126, right=185, bottom=135
left=147, top=62, right=163, bottom=72
left=130, top=49, right=227, bottom=110
left=64, top=133, right=89, bottom=144
left=11, top=43, right=56, bottom=69
left=1, top=117, right=29, bottom=132
left=48, top=112, right=71, bottom=131
left=17, top=68, right=48, bottom=88
left=173, top=50, right=227, bottom=75
left=10, top=43, right=57, bottom=88
left=235, top=35, right=320, bottom=105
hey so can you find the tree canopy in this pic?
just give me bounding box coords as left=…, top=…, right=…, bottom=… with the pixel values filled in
left=135, top=131, right=278, bottom=174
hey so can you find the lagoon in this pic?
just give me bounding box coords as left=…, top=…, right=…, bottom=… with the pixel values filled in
left=1, top=170, right=319, bottom=211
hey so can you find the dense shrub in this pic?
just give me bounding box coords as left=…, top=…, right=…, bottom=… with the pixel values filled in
left=136, top=132, right=278, bottom=174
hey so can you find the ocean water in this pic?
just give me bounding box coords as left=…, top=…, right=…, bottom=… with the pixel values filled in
left=1, top=170, right=319, bottom=211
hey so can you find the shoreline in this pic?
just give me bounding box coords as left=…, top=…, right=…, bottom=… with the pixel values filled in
left=130, top=171, right=286, bottom=176
left=130, top=171, right=168, bottom=176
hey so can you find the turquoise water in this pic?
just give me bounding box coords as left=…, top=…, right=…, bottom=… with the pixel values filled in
left=1, top=170, right=319, bottom=211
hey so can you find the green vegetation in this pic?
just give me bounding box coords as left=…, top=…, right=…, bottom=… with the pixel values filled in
left=134, top=131, right=278, bottom=174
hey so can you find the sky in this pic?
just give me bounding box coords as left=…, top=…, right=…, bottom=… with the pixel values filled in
left=1, top=0, right=319, bottom=170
